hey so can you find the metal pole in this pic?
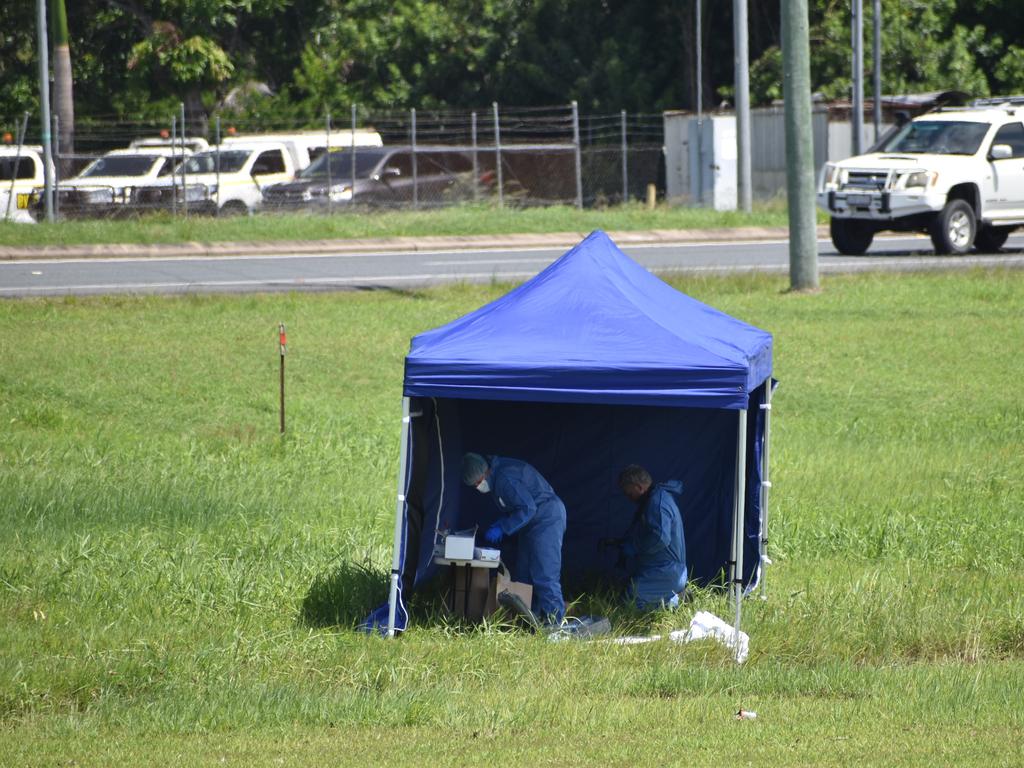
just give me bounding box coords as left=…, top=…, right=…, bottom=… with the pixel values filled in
left=180, top=103, right=188, bottom=217
left=215, top=115, right=221, bottom=211
left=571, top=101, right=583, bottom=209
left=758, top=381, right=774, bottom=600
left=36, top=0, right=54, bottom=222
left=4, top=113, right=30, bottom=221
left=783, top=0, right=819, bottom=290
left=278, top=323, right=287, bottom=433
left=471, top=111, right=479, bottom=202
left=621, top=109, right=628, bottom=203
left=410, top=108, right=418, bottom=209
left=696, top=0, right=704, bottom=206
left=326, top=111, right=332, bottom=215
left=493, top=102, right=503, bottom=208
left=170, top=115, right=177, bottom=217
left=351, top=105, right=357, bottom=205
left=386, top=396, right=413, bottom=637
left=872, top=0, right=882, bottom=142
left=852, top=0, right=864, bottom=156
left=731, top=408, right=748, bottom=662
left=52, top=113, right=60, bottom=218
left=733, top=0, right=752, bottom=211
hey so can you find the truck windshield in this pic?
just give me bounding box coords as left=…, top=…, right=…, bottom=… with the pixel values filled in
left=300, top=149, right=386, bottom=180
left=182, top=150, right=251, bottom=174
left=79, top=155, right=161, bottom=178
left=880, top=120, right=991, bottom=155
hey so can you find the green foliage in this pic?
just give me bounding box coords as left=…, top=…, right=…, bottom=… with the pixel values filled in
left=129, top=24, right=234, bottom=89
left=5, top=0, right=1024, bottom=123
left=291, top=0, right=527, bottom=111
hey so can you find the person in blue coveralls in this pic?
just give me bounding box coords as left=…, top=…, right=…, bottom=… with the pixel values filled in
left=617, top=464, right=688, bottom=609
left=462, top=452, right=567, bottom=625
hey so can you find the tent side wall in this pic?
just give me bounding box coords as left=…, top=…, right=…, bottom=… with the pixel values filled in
left=402, top=395, right=768, bottom=594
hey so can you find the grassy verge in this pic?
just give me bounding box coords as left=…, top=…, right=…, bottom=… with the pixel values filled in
left=2, top=270, right=1023, bottom=765
left=0, top=201, right=799, bottom=248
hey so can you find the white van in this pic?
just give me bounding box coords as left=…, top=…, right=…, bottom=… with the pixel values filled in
left=132, top=129, right=383, bottom=215
left=222, top=129, right=383, bottom=169
left=0, top=146, right=46, bottom=224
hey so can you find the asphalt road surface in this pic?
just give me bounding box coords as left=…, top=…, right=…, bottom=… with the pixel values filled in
left=3, top=233, right=1024, bottom=297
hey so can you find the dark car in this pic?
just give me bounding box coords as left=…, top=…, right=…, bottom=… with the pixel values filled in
left=262, top=145, right=482, bottom=210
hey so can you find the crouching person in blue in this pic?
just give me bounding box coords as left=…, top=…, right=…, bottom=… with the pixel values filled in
left=462, top=452, right=567, bottom=626
left=618, top=464, right=687, bottom=609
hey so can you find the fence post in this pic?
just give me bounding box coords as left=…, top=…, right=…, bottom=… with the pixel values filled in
left=571, top=101, right=583, bottom=210
left=215, top=115, right=221, bottom=211
left=351, top=104, right=358, bottom=205
left=52, top=113, right=60, bottom=219
left=170, top=115, right=177, bottom=217
left=326, top=110, right=333, bottom=215
left=493, top=102, right=503, bottom=209
left=411, top=107, right=418, bottom=209
left=471, top=111, right=479, bottom=203
left=620, top=109, right=628, bottom=204
left=180, top=103, right=188, bottom=218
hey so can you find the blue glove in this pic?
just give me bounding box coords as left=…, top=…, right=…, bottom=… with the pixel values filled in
left=483, top=523, right=503, bottom=545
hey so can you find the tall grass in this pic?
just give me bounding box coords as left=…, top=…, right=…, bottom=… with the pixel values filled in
left=1, top=270, right=1023, bottom=765
left=0, top=201, right=795, bottom=248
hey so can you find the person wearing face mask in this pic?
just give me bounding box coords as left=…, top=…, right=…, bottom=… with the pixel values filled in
left=461, top=452, right=567, bottom=625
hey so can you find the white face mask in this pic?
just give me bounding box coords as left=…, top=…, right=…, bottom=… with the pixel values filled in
left=475, top=478, right=491, bottom=494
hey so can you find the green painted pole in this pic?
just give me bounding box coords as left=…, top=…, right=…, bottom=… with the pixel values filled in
left=782, top=0, right=819, bottom=290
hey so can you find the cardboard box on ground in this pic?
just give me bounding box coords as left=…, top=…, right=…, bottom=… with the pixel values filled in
left=449, top=562, right=532, bottom=622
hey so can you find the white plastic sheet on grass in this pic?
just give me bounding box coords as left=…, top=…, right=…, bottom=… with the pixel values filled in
left=608, top=611, right=750, bottom=663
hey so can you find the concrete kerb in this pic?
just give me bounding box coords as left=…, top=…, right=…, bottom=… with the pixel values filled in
left=0, top=226, right=831, bottom=261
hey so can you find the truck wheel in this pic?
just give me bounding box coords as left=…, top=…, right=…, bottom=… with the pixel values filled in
left=830, top=218, right=875, bottom=255
left=929, top=199, right=975, bottom=255
left=973, top=225, right=1012, bottom=253
left=218, top=200, right=249, bottom=217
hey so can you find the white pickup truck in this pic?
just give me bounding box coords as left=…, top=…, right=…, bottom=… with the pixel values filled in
left=818, top=99, right=1024, bottom=255
left=1, top=145, right=46, bottom=223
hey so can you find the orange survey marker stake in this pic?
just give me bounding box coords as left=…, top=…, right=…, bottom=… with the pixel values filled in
left=279, top=323, right=287, bottom=433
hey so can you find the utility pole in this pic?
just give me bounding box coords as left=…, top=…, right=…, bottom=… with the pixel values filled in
left=783, top=0, right=819, bottom=290
left=733, top=0, right=752, bottom=211
left=36, top=0, right=54, bottom=222
left=852, top=0, right=864, bottom=155
left=873, top=0, right=882, bottom=142
left=695, top=0, right=703, bottom=205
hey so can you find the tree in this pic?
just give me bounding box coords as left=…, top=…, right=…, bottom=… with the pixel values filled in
left=51, top=0, right=75, bottom=174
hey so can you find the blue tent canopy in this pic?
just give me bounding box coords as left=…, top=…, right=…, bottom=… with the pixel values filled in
left=381, top=231, right=774, bottom=636
left=405, top=230, right=772, bottom=409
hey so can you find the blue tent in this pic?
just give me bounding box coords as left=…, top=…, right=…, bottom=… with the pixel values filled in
left=382, top=230, right=775, bottom=638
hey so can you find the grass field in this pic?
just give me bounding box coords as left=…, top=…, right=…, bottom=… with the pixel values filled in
left=0, top=201, right=796, bottom=248
left=2, top=269, right=1023, bottom=766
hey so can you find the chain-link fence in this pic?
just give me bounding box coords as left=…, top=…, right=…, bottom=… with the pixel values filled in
left=2, top=103, right=666, bottom=222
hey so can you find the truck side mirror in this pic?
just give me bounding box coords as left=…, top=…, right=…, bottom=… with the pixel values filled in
left=990, top=144, right=1012, bottom=160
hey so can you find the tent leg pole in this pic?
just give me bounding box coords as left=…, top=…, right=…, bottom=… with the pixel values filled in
left=759, top=380, right=773, bottom=601
left=732, top=407, right=748, bottom=662
left=387, top=397, right=412, bottom=637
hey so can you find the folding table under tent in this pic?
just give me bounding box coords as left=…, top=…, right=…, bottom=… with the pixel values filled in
left=382, top=230, right=775, bottom=645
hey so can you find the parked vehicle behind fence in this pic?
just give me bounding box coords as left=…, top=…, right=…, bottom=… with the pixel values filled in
left=1, top=145, right=47, bottom=224
left=261, top=145, right=483, bottom=210
left=131, top=130, right=383, bottom=215
left=50, top=147, right=184, bottom=217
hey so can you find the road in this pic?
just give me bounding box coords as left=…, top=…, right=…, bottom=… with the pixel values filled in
left=2, top=233, right=1024, bottom=297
